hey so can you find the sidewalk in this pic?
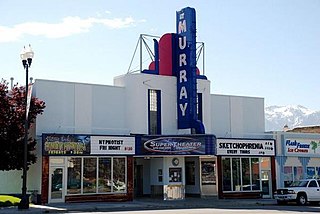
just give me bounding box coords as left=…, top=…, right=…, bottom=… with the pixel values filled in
left=0, top=197, right=277, bottom=213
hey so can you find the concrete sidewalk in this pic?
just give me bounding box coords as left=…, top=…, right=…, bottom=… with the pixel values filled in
left=0, top=197, right=277, bottom=213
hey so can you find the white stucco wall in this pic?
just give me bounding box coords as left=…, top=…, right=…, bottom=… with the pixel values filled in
left=34, top=79, right=128, bottom=136
left=114, top=73, right=212, bottom=135
left=210, top=94, right=265, bottom=138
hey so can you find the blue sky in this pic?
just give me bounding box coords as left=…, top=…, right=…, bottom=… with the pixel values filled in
left=1, top=0, right=319, bottom=110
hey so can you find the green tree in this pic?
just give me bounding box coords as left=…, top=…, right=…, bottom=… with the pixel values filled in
left=0, top=80, right=45, bottom=171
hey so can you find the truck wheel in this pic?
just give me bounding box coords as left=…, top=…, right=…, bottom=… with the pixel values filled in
left=297, top=193, right=307, bottom=205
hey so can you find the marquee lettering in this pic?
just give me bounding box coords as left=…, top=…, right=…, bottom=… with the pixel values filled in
left=178, top=20, right=187, bottom=33
left=179, top=103, right=188, bottom=116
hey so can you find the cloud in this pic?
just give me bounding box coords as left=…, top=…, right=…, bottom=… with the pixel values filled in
left=0, top=16, right=145, bottom=42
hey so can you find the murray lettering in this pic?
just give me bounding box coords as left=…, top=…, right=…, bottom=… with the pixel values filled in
left=176, top=7, right=197, bottom=129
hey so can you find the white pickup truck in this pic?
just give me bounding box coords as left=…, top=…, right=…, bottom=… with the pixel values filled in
left=274, top=179, right=320, bottom=205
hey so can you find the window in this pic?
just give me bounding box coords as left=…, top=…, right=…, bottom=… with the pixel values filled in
left=67, top=157, right=82, bottom=194
left=222, top=158, right=231, bottom=191
left=66, top=157, right=126, bottom=195
left=308, top=180, right=318, bottom=187
left=113, top=158, right=126, bottom=192
left=98, top=158, right=111, bottom=193
left=307, top=167, right=315, bottom=179
left=222, top=157, right=261, bottom=192
left=148, top=89, right=161, bottom=134
left=283, top=166, right=303, bottom=187
left=242, top=158, right=250, bottom=190
left=201, top=161, right=216, bottom=185
left=83, top=158, right=97, bottom=193
left=169, top=168, right=182, bottom=182
left=284, top=166, right=293, bottom=187
left=307, top=167, right=320, bottom=179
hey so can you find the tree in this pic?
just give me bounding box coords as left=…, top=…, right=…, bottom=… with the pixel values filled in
left=0, top=79, right=45, bottom=171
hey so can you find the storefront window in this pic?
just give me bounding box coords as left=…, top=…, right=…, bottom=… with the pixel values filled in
left=83, top=158, right=97, bottom=193
left=283, top=166, right=303, bottom=187
left=222, top=158, right=231, bottom=191
left=242, top=158, right=250, bottom=190
left=307, top=167, right=315, bottom=179
left=307, top=167, right=320, bottom=179
left=232, top=158, right=241, bottom=191
left=98, top=158, right=112, bottom=193
left=284, top=166, right=293, bottom=187
left=294, top=166, right=303, bottom=181
left=67, top=157, right=82, bottom=194
left=113, top=158, right=126, bottom=192
left=222, top=157, right=261, bottom=192
left=65, top=157, right=127, bottom=195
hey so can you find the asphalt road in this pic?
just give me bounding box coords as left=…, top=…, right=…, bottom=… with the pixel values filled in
left=70, top=205, right=320, bottom=214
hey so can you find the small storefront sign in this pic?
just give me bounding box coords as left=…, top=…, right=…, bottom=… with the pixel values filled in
left=216, top=138, right=275, bottom=156
left=91, top=136, right=135, bottom=155
left=285, top=139, right=320, bottom=156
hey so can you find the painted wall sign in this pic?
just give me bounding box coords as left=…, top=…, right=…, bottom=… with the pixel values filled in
left=136, top=135, right=215, bottom=155
left=176, top=7, right=198, bottom=129
left=285, top=139, right=320, bottom=156
left=216, top=139, right=275, bottom=156
left=43, top=134, right=90, bottom=155
left=90, top=136, right=135, bottom=155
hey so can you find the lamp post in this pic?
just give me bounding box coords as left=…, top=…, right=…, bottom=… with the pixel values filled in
left=18, top=45, right=34, bottom=210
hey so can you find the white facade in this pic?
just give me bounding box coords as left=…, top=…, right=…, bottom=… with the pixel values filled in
left=0, top=72, right=267, bottom=199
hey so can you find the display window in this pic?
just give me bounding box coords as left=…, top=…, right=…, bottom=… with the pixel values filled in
left=201, top=161, right=216, bottom=185
left=169, top=168, right=182, bottom=182
left=66, top=157, right=127, bottom=195
left=222, top=157, right=261, bottom=192
left=307, top=167, right=320, bottom=179
left=283, top=166, right=303, bottom=187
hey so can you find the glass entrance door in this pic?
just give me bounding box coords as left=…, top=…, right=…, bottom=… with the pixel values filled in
left=49, top=167, right=65, bottom=203
left=261, top=170, right=271, bottom=198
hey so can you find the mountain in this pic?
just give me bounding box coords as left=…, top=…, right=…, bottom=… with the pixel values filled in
left=265, top=105, right=320, bottom=131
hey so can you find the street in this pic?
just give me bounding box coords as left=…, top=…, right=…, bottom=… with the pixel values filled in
left=70, top=205, right=320, bottom=214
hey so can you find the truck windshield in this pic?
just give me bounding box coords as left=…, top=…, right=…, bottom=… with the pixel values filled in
left=290, top=181, right=308, bottom=187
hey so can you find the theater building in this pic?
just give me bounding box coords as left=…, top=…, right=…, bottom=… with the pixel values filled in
left=0, top=7, right=277, bottom=203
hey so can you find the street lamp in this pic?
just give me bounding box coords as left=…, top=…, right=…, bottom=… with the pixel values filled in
left=18, top=44, right=34, bottom=210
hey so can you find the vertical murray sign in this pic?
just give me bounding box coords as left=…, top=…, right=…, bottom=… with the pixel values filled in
left=176, top=7, right=197, bottom=129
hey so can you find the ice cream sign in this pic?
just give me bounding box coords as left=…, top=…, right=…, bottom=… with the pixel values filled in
left=285, top=139, right=320, bottom=156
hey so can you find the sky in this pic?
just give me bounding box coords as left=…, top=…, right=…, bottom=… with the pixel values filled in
left=1, top=0, right=320, bottom=110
